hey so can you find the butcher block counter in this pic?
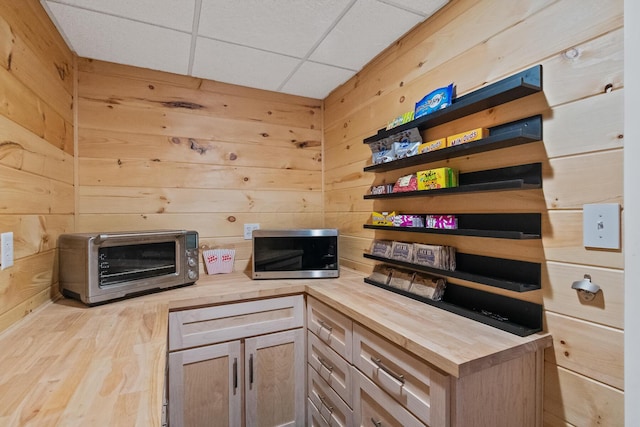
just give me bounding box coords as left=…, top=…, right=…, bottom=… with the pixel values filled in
left=0, top=268, right=550, bottom=426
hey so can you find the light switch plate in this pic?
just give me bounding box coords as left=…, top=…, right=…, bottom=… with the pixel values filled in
left=583, top=203, right=620, bottom=249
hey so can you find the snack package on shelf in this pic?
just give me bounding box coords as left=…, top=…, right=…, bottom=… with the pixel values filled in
left=371, top=211, right=396, bottom=226
left=446, top=127, right=489, bottom=147
left=370, top=184, right=394, bottom=195
left=367, top=264, right=394, bottom=285
left=388, top=268, right=415, bottom=291
left=392, top=174, right=418, bottom=192
left=408, top=273, right=446, bottom=301
left=388, top=128, right=422, bottom=159
left=390, top=241, right=413, bottom=263
left=386, top=111, right=415, bottom=130
left=393, top=214, right=425, bottom=227
left=413, top=243, right=456, bottom=271
left=418, top=138, right=447, bottom=154
left=425, top=214, right=457, bottom=229
left=369, top=138, right=395, bottom=164
left=416, top=167, right=458, bottom=190
left=414, top=83, right=454, bottom=119
left=369, top=240, right=393, bottom=258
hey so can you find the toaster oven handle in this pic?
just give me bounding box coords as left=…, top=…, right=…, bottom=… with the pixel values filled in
left=94, top=231, right=184, bottom=243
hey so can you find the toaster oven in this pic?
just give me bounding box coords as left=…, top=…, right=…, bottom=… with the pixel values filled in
left=59, top=230, right=199, bottom=305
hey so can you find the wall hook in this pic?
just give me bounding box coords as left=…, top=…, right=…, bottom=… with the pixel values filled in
left=571, top=274, right=601, bottom=301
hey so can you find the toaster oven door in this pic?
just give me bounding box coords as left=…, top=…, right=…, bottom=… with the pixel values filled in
left=98, top=240, right=177, bottom=287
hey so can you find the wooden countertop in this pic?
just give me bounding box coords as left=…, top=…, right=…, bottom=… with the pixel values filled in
left=0, top=268, right=550, bottom=426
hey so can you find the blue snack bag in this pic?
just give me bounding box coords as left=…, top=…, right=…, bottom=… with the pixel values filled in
left=414, top=83, right=454, bottom=119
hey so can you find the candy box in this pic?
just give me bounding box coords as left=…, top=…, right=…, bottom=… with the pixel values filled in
left=416, top=167, right=458, bottom=190
left=371, top=211, right=396, bottom=226
left=393, top=214, right=424, bottom=227
left=418, top=138, right=447, bottom=154
left=392, top=174, right=418, bottom=193
left=414, top=83, right=454, bottom=119
left=447, top=127, right=488, bottom=147
left=425, top=214, right=458, bottom=229
left=370, top=184, right=393, bottom=195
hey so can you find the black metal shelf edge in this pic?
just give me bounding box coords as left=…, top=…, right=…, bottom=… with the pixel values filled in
left=364, top=179, right=536, bottom=198
left=363, top=65, right=542, bottom=144
left=363, top=253, right=540, bottom=292
left=364, top=115, right=542, bottom=173
left=363, top=279, right=542, bottom=337
left=363, top=225, right=540, bottom=240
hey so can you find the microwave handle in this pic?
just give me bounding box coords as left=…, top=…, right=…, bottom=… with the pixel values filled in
left=95, top=231, right=184, bottom=244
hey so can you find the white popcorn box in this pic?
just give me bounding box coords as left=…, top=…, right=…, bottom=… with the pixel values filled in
left=202, top=249, right=235, bottom=275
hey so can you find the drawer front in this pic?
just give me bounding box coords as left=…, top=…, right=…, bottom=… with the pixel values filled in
left=169, top=295, right=304, bottom=351
left=307, top=297, right=353, bottom=361
left=308, top=365, right=353, bottom=427
left=353, top=324, right=450, bottom=427
left=308, top=330, right=353, bottom=406
left=352, top=368, right=426, bottom=427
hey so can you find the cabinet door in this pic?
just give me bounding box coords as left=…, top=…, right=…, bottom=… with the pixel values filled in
left=168, top=341, right=242, bottom=427
left=245, top=328, right=306, bottom=427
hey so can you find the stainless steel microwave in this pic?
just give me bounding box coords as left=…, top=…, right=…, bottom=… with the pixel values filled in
left=252, top=228, right=339, bottom=279
left=59, top=230, right=199, bottom=305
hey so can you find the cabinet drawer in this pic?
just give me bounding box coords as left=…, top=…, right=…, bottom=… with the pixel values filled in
left=169, top=295, right=304, bottom=351
left=308, top=330, right=353, bottom=406
left=352, top=368, right=426, bottom=427
left=353, top=324, right=450, bottom=427
left=308, top=365, right=353, bottom=427
left=307, top=297, right=353, bottom=361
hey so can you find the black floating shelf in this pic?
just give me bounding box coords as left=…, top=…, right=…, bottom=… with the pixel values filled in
left=363, top=253, right=541, bottom=292
left=363, top=65, right=542, bottom=145
left=364, top=163, right=542, bottom=198
left=364, top=279, right=543, bottom=337
left=364, top=115, right=542, bottom=173
left=363, top=213, right=541, bottom=240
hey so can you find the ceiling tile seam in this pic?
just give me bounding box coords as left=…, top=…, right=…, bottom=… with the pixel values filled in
left=194, top=33, right=307, bottom=61
left=187, top=0, right=203, bottom=75
left=43, top=0, right=193, bottom=35
left=276, top=0, right=359, bottom=92
left=375, top=0, right=430, bottom=17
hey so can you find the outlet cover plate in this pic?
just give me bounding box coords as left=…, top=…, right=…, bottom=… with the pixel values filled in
left=583, top=203, right=620, bottom=249
left=1, top=232, right=14, bottom=270
left=244, top=223, right=260, bottom=240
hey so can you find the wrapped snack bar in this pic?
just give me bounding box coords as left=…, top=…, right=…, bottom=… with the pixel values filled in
left=409, top=273, right=447, bottom=301
left=392, top=174, right=418, bottom=193
left=390, top=241, right=413, bottom=263
left=367, top=264, right=394, bottom=285
left=388, top=268, right=415, bottom=291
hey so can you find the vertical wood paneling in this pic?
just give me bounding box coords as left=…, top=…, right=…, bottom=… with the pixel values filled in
left=0, top=0, right=74, bottom=332
left=76, top=59, right=324, bottom=270
left=323, top=0, right=624, bottom=424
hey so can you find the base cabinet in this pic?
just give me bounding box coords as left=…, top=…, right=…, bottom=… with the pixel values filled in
left=168, top=295, right=306, bottom=427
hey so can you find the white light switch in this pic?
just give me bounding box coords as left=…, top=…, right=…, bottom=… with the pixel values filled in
left=583, top=203, right=620, bottom=249
left=1, top=232, right=14, bottom=270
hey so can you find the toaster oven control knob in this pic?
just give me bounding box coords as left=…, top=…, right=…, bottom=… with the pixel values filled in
left=188, top=257, right=197, bottom=267
left=188, top=270, right=197, bottom=280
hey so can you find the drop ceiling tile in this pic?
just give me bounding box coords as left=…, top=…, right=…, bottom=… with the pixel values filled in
left=281, top=61, right=354, bottom=99
left=44, top=0, right=196, bottom=32
left=197, top=0, right=352, bottom=57
left=192, top=37, right=301, bottom=92
left=383, top=0, right=449, bottom=16
left=310, top=0, right=424, bottom=70
left=46, top=2, right=191, bottom=75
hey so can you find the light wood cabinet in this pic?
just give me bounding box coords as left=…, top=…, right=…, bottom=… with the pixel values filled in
left=168, top=295, right=306, bottom=427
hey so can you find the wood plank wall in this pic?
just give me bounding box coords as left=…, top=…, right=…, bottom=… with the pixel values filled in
left=0, top=0, right=74, bottom=332
left=323, top=0, right=624, bottom=425
left=76, top=59, right=324, bottom=274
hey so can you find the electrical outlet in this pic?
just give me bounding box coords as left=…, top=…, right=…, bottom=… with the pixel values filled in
left=243, top=223, right=260, bottom=240
left=1, top=232, right=14, bottom=270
